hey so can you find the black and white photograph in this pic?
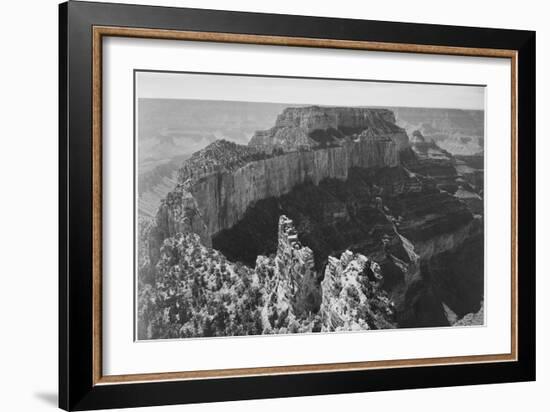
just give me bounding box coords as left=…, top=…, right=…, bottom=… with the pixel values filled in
left=136, top=72, right=486, bottom=340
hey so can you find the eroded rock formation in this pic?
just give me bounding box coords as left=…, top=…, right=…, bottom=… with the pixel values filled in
left=249, top=106, right=409, bottom=153
left=148, top=107, right=406, bottom=249
left=138, top=105, right=485, bottom=338
left=319, top=250, right=394, bottom=331
left=138, top=214, right=394, bottom=339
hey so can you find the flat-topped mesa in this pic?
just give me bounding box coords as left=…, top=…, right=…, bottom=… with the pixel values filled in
left=249, top=106, right=410, bottom=154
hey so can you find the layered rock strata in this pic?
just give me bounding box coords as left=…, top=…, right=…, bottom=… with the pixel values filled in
left=149, top=107, right=406, bottom=253
left=249, top=106, right=409, bottom=153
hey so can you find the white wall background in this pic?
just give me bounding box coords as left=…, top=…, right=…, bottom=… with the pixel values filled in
left=0, top=0, right=545, bottom=411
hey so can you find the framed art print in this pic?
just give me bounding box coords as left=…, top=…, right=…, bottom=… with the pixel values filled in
left=59, top=1, right=535, bottom=410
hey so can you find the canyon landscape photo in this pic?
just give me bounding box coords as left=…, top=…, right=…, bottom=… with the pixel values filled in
left=136, top=73, right=485, bottom=340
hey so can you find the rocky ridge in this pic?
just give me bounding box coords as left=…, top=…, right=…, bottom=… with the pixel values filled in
left=319, top=250, right=394, bottom=331
left=138, top=215, right=394, bottom=339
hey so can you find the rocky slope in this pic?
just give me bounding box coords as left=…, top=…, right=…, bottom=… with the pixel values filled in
left=319, top=250, right=395, bottom=331
left=138, top=215, right=394, bottom=339
left=138, top=154, right=188, bottom=218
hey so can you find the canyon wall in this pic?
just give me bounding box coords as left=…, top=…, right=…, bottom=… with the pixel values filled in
left=190, top=137, right=398, bottom=239
left=153, top=107, right=407, bottom=247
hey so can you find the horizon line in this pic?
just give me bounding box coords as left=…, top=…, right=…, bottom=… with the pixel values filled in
left=136, top=97, right=485, bottom=112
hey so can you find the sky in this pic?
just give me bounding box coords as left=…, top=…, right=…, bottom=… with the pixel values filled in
left=136, top=71, right=485, bottom=110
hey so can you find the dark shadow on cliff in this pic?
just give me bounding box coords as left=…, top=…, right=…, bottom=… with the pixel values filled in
left=213, top=167, right=411, bottom=270
left=213, top=165, right=484, bottom=328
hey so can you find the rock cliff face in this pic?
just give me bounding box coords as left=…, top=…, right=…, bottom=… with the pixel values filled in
left=149, top=107, right=405, bottom=249
left=191, top=137, right=398, bottom=239
left=250, top=106, right=409, bottom=153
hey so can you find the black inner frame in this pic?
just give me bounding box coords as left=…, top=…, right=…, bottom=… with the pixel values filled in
left=59, top=1, right=536, bottom=410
